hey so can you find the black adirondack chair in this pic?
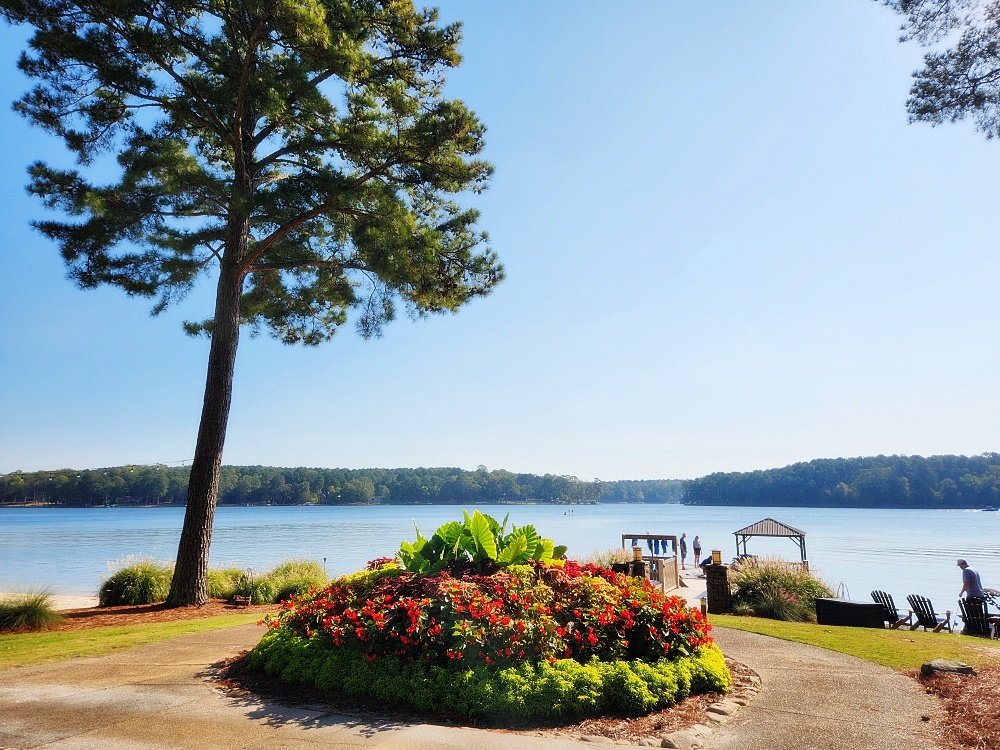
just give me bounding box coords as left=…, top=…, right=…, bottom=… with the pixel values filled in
left=906, top=594, right=952, bottom=633
left=958, top=597, right=997, bottom=639
left=871, top=590, right=912, bottom=629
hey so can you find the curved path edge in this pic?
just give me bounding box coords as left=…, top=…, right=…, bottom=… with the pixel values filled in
left=706, top=626, right=942, bottom=750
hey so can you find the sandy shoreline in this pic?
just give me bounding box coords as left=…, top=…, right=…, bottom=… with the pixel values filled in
left=0, top=593, right=99, bottom=611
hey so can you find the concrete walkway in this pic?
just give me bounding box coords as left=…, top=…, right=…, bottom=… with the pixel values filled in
left=0, top=622, right=942, bottom=750
left=707, top=628, right=940, bottom=750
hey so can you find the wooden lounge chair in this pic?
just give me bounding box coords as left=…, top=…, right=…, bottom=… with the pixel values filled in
left=958, top=597, right=997, bottom=639
left=871, top=590, right=912, bottom=629
left=906, top=594, right=952, bottom=633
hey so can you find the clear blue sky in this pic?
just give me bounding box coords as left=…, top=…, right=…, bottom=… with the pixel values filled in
left=1, top=2, right=997, bottom=480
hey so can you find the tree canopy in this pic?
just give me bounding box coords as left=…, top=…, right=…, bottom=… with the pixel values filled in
left=0, top=0, right=502, bottom=604
left=883, top=0, right=1000, bottom=138
left=0, top=465, right=686, bottom=507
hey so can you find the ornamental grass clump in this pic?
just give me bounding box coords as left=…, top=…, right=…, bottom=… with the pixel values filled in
left=207, top=567, right=244, bottom=600
left=99, top=556, right=173, bottom=606
left=729, top=556, right=834, bottom=622
left=265, top=560, right=328, bottom=603
left=0, top=590, right=63, bottom=633
left=247, top=511, right=730, bottom=721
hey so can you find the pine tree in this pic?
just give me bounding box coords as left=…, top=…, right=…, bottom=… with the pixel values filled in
left=883, top=0, right=1000, bottom=138
left=0, top=0, right=502, bottom=605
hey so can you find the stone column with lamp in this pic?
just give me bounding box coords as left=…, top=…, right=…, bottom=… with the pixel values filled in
left=705, top=550, right=732, bottom=614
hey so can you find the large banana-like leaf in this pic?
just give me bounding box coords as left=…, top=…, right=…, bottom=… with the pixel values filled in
left=397, top=540, right=430, bottom=572
left=468, top=510, right=498, bottom=560
left=552, top=544, right=568, bottom=559
left=482, top=511, right=502, bottom=535
left=515, top=525, right=539, bottom=559
left=433, top=521, right=465, bottom=560
left=533, top=538, right=555, bottom=562
left=496, top=533, right=528, bottom=564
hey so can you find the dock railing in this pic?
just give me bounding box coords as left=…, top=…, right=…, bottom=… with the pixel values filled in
left=620, top=534, right=681, bottom=592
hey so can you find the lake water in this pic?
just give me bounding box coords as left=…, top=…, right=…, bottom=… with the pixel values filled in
left=1, top=505, right=998, bottom=624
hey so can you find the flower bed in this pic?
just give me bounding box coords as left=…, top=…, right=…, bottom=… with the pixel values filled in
left=248, top=561, right=728, bottom=720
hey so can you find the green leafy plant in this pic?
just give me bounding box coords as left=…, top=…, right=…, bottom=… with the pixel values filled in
left=99, top=557, right=173, bottom=606
left=396, top=510, right=567, bottom=573
left=250, top=555, right=727, bottom=720
left=247, top=626, right=729, bottom=720
left=729, top=557, right=834, bottom=622
left=0, top=590, right=64, bottom=633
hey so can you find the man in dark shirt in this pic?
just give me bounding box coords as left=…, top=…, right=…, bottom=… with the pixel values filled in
left=958, top=559, right=987, bottom=599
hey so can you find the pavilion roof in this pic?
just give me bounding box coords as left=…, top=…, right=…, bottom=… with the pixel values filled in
left=732, top=517, right=806, bottom=538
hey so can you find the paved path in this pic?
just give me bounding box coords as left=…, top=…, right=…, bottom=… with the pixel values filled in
left=0, top=624, right=586, bottom=750
left=707, top=628, right=941, bottom=750
left=0, top=622, right=942, bottom=749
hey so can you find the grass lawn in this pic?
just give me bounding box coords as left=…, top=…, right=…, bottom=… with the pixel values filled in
left=0, top=614, right=262, bottom=671
left=710, top=613, right=1000, bottom=670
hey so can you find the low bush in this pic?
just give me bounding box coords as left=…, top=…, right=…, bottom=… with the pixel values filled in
left=99, top=557, right=173, bottom=606
left=0, top=590, right=64, bottom=632
left=729, top=557, right=834, bottom=622
left=247, top=625, right=730, bottom=720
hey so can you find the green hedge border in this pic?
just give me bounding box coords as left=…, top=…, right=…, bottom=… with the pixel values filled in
left=247, top=628, right=731, bottom=720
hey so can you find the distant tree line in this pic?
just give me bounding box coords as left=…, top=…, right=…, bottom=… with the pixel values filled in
left=0, top=465, right=683, bottom=507
left=682, top=453, right=1000, bottom=509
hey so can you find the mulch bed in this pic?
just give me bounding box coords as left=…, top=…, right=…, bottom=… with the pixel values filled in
left=50, top=600, right=273, bottom=631
left=916, top=664, right=1000, bottom=750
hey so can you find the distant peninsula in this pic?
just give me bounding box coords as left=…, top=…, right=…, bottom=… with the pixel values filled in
left=2, top=453, right=997, bottom=509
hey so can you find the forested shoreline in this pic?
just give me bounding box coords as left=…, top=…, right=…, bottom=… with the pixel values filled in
left=683, top=453, right=1000, bottom=509
left=0, top=465, right=682, bottom=507
left=3, top=453, right=998, bottom=509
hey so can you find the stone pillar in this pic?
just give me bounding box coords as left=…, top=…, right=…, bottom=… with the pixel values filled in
left=627, top=559, right=648, bottom=579
left=705, top=564, right=732, bottom=614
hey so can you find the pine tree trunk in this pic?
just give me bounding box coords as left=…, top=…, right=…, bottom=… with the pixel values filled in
left=166, top=248, right=245, bottom=606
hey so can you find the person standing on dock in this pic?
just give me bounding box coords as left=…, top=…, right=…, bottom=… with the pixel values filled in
left=679, top=533, right=687, bottom=569
left=692, top=535, right=702, bottom=565
left=958, top=559, right=987, bottom=599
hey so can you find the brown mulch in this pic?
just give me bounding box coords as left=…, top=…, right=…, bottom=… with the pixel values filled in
left=917, top=663, right=1000, bottom=750
left=48, top=599, right=274, bottom=632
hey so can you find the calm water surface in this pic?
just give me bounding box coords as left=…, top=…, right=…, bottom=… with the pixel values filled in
left=1, top=505, right=998, bottom=620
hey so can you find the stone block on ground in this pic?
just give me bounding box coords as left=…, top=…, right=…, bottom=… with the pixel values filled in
left=920, top=659, right=976, bottom=676
left=707, top=701, right=740, bottom=716
left=660, top=729, right=702, bottom=749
